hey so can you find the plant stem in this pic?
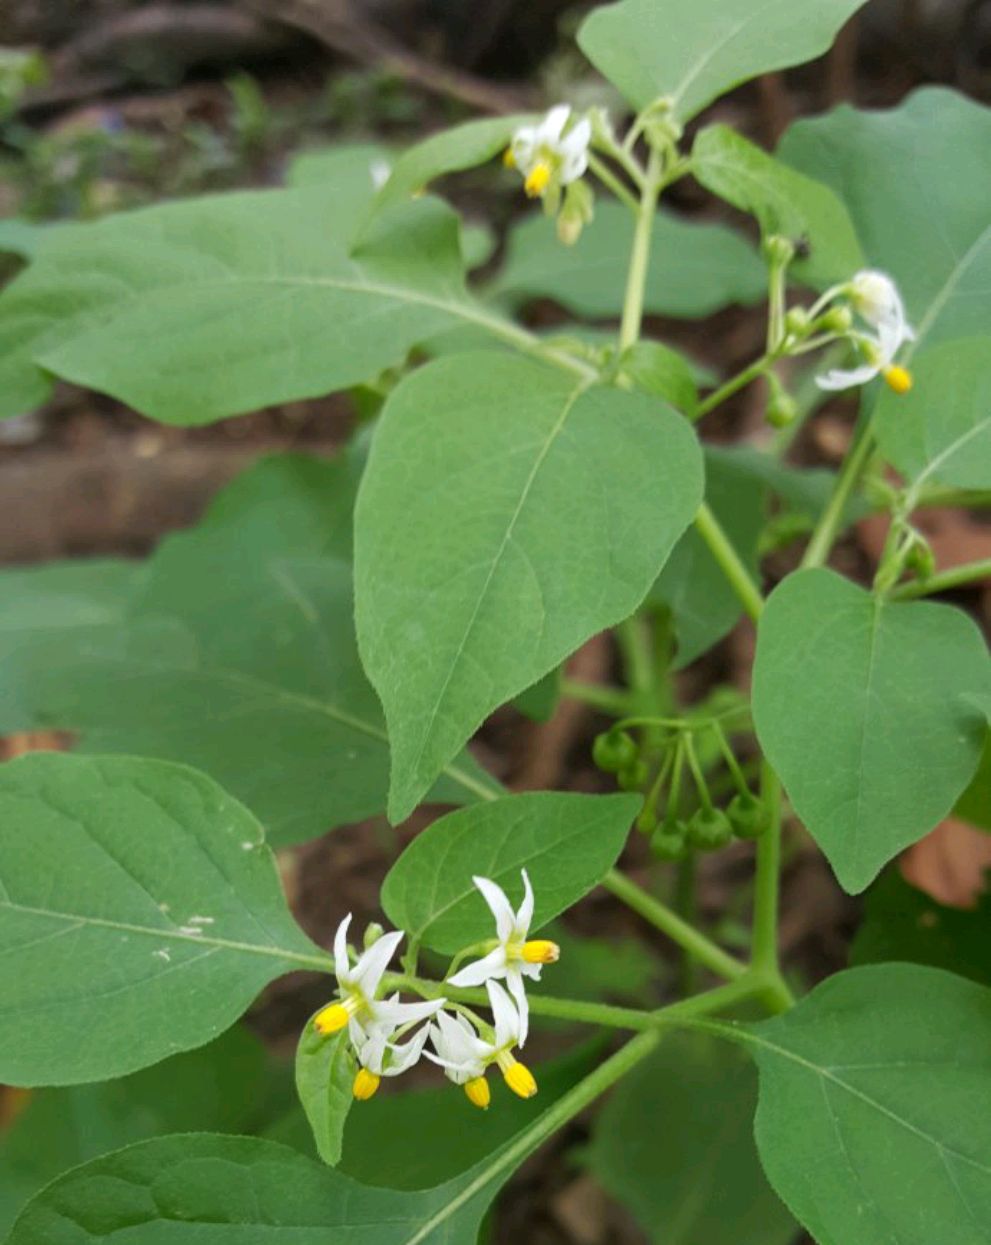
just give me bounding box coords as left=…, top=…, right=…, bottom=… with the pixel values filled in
left=802, top=414, right=875, bottom=568
left=890, top=557, right=991, bottom=600
left=693, top=356, right=770, bottom=421
left=693, top=503, right=765, bottom=621
left=751, top=762, right=785, bottom=983
left=602, top=868, right=748, bottom=982
left=618, top=147, right=663, bottom=352
left=587, top=152, right=640, bottom=213
left=560, top=678, right=632, bottom=716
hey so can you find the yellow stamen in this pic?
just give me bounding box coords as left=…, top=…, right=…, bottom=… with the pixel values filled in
left=524, top=162, right=551, bottom=198
left=313, top=1002, right=350, bottom=1035
left=883, top=364, right=913, bottom=394
left=464, top=1076, right=491, bottom=1110
left=502, top=147, right=515, bottom=169
left=501, top=1058, right=538, bottom=1100
left=521, top=939, right=560, bottom=965
left=353, top=1068, right=381, bottom=1100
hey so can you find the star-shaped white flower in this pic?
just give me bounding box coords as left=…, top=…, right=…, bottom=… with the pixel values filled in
left=817, top=269, right=915, bottom=394
left=349, top=1009, right=432, bottom=1100
left=313, top=914, right=444, bottom=1037
left=446, top=869, right=558, bottom=1045
left=426, top=980, right=537, bottom=1107
left=509, top=105, right=591, bottom=199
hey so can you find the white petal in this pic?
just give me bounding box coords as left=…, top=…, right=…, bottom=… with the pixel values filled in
left=520, top=961, right=542, bottom=982
left=448, top=946, right=507, bottom=987
left=511, top=127, right=537, bottom=169
left=356, top=1027, right=390, bottom=1075
left=540, top=104, right=571, bottom=144
left=487, top=977, right=521, bottom=1049
left=333, top=913, right=353, bottom=983
left=505, top=969, right=530, bottom=1047
left=816, top=362, right=881, bottom=391
left=351, top=929, right=403, bottom=994
left=383, top=1026, right=430, bottom=1076
left=371, top=996, right=445, bottom=1028
left=473, top=876, right=516, bottom=943
left=515, top=869, right=534, bottom=938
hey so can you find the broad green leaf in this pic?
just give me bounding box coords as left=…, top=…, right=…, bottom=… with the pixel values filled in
left=753, top=568, right=991, bottom=892
left=296, top=1023, right=354, bottom=1167
left=0, top=187, right=523, bottom=425
left=382, top=792, right=639, bottom=953
left=0, top=458, right=499, bottom=845
left=780, top=87, right=991, bottom=351
left=493, top=201, right=765, bottom=319
left=712, top=444, right=853, bottom=522
left=577, top=0, right=869, bottom=121
left=692, top=124, right=864, bottom=287
left=286, top=142, right=390, bottom=191
left=875, top=337, right=991, bottom=492
left=355, top=353, right=704, bottom=820
left=587, top=1033, right=795, bottom=1245
left=957, top=732, right=991, bottom=832
left=370, top=116, right=532, bottom=214
left=750, top=963, right=991, bottom=1245
left=648, top=447, right=766, bottom=668
left=622, top=340, right=699, bottom=416
left=0, top=218, right=49, bottom=259
left=0, top=752, right=324, bottom=1086
left=0, top=1027, right=279, bottom=1237
left=851, top=869, right=991, bottom=985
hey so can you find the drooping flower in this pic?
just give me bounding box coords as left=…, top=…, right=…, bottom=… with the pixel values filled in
left=313, top=914, right=444, bottom=1037
left=507, top=106, right=591, bottom=200
left=446, top=869, right=558, bottom=1045
left=349, top=1010, right=432, bottom=1101
left=816, top=269, right=915, bottom=394
left=426, top=981, right=537, bottom=1107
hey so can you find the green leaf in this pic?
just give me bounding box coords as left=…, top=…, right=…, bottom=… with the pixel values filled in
left=750, top=963, right=991, bottom=1245
left=355, top=353, right=704, bottom=820
left=753, top=568, right=991, bottom=892
left=577, top=0, right=869, bottom=121
left=648, top=447, right=766, bottom=668
left=493, top=201, right=765, bottom=319
left=0, top=752, right=324, bottom=1086
left=0, top=218, right=50, bottom=260
left=528, top=923, right=658, bottom=1015
left=957, top=733, right=991, bottom=832
left=370, top=116, right=532, bottom=214
left=381, top=792, right=639, bottom=953
left=851, top=869, right=991, bottom=985
left=0, top=457, right=499, bottom=845
left=692, top=123, right=864, bottom=287
left=296, top=1023, right=354, bottom=1167
left=0, top=1026, right=279, bottom=1237
left=780, top=87, right=991, bottom=351
left=0, top=187, right=522, bottom=425
left=875, top=337, right=991, bottom=492
left=587, top=1032, right=795, bottom=1245
left=622, top=341, right=700, bottom=416
left=286, top=142, right=390, bottom=192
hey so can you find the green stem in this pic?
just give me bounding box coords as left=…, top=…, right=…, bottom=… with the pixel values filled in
left=751, top=763, right=787, bottom=993
left=802, top=414, right=876, bottom=568
left=693, top=503, right=765, bottom=621
left=618, top=147, right=663, bottom=352
left=587, top=152, right=640, bottom=213
left=560, top=678, right=632, bottom=716
left=694, top=356, right=770, bottom=421
left=602, top=868, right=748, bottom=982
left=890, top=557, right=991, bottom=600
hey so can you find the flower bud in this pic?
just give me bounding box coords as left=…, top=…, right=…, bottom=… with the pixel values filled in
left=363, top=922, right=385, bottom=950
left=784, top=307, right=811, bottom=338
left=556, top=180, right=595, bottom=246
left=686, top=807, right=733, bottom=851
left=818, top=305, right=853, bottom=334
left=766, top=390, right=798, bottom=429
left=592, top=730, right=638, bottom=773
left=727, top=792, right=769, bottom=840
left=762, top=235, right=795, bottom=268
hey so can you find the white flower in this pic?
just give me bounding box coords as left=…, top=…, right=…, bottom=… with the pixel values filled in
left=426, top=981, right=537, bottom=1107
left=313, top=914, right=444, bottom=1037
left=369, top=158, right=392, bottom=191
left=509, top=105, right=591, bottom=199
left=446, top=869, right=558, bottom=1045
left=816, top=269, right=915, bottom=394
left=349, top=1008, right=432, bottom=1100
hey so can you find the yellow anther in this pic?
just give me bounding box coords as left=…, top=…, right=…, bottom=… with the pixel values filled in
left=313, top=1003, right=350, bottom=1035
left=502, top=1059, right=538, bottom=1100
left=502, top=147, right=516, bottom=169
left=522, top=939, right=560, bottom=965
left=353, top=1068, right=381, bottom=1101
left=464, top=1076, right=491, bottom=1110
left=524, top=162, right=551, bottom=198
left=883, top=365, right=913, bottom=394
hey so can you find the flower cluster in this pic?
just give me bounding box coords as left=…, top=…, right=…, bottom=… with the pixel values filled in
left=814, top=269, right=915, bottom=394
left=506, top=106, right=591, bottom=201
left=312, top=871, right=559, bottom=1109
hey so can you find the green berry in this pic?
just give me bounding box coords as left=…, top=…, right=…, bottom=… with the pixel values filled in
left=636, top=807, right=659, bottom=836
left=617, top=759, right=649, bottom=791
left=650, top=819, right=688, bottom=861
left=727, top=793, right=769, bottom=840
left=686, top=807, right=733, bottom=851
left=592, top=730, right=638, bottom=774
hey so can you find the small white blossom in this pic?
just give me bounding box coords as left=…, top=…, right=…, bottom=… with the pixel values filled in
left=313, top=914, right=444, bottom=1037
left=427, top=981, right=536, bottom=1106
left=509, top=105, right=591, bottom=199
left=817, top=269, right=915, bottom=393
left=349, top=1010, right=432, bottom=1099
left=446, top=869, right=558, bottom=1045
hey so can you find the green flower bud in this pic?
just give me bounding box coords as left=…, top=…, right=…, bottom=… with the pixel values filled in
left=762, top=234, right=795, bottom=268
left=556, top=179, right=595, bottom=246
left=592, top=730, right=639, bottom=773
left=784, top=307, right=811, bottom=338
left=727, top=792, right=769, bottom=840
left=686, top=807, right=733, bottom=851
left=362, top=922, right=385, bottom=949
left=818, top=305, right=854, bottom=334
left=617, top=759, right=649, bottom=792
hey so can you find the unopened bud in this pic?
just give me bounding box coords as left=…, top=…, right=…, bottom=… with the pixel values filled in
left=818, top=305, right=853, bottom=334
left=762, top=235, right=795, bottom=267
left=363, top=922, right=385, bottom=950
left=784, top=307, right=811, bottom=338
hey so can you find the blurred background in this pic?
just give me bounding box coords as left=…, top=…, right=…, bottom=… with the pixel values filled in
left=1, top=3, right=990, bottom=1242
